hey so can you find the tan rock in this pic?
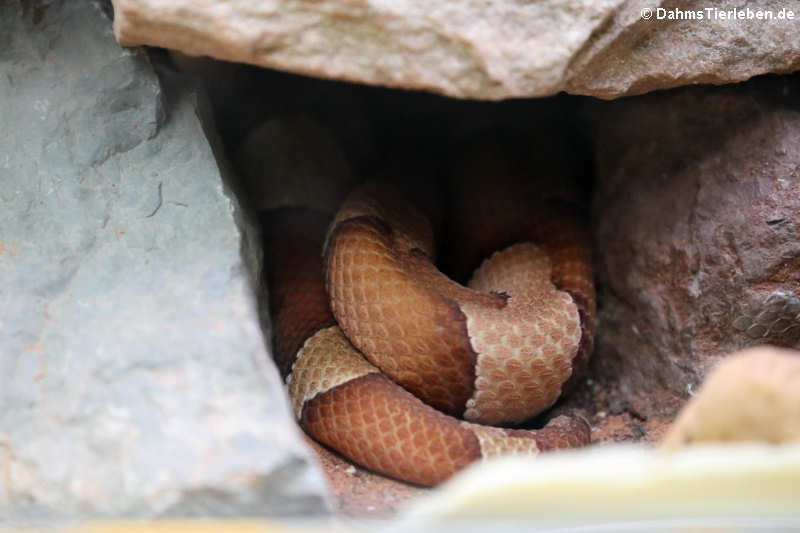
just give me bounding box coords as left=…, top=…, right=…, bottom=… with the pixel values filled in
left=111, top=0, right=800, bottom=100
left=662, top=346, right=800, bottom=449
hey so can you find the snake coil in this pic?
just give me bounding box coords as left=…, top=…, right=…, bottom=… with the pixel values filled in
left=265, top=165, right=595, bottom=486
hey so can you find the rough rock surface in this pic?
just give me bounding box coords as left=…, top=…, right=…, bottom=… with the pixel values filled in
left=110, top=0, right=800, bottom=100
left=0, top=0, right=329, bottom=520
left=588, top=75, right=800, bottom=420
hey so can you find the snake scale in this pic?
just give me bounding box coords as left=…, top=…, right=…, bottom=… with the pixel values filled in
left=264, top=145, right=596, bottom=486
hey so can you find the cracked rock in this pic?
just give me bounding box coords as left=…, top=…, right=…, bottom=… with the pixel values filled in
left=0, top=0, right=329, bottom=521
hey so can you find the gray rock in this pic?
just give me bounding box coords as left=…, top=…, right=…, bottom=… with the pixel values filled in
left=110, top=0, right=800, bottom=100
left=588, top=76, right=800, bottom=420
left=0, top=0, right=329, bottom=521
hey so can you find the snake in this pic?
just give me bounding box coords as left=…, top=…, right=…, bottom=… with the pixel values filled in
left=263, top=149, right=596, bottom=486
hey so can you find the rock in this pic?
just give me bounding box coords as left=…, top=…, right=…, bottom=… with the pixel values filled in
left=0, top=0, right=329, bottom=520
left=588, top=76, right=800, bottom=420
left=110, top=0, right=800, bottom=100
left=662, top=346, right=800, bottom=449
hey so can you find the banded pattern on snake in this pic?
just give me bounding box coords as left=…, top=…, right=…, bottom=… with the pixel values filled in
left=264, top=154, right=595, bottom=486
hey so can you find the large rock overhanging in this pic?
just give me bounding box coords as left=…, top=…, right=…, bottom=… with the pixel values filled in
left=0, top=0, right=329, bottom=520
left=110, top=0, right=800, bottom=100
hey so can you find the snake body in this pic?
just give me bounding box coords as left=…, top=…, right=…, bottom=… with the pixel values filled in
left=265, top=173, right=595, bottom=486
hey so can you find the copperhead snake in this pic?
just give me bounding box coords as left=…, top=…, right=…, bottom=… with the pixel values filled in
left=264, top=149, right=596, bottom=486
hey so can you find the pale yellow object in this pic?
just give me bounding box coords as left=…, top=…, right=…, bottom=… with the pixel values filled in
left=78, top=522, right=292, bottom=533
left=67, top=521, right=342, bottom=533
left=402, top=443, right=800, bottom=522
left=662, top=346, right=800, bottom=449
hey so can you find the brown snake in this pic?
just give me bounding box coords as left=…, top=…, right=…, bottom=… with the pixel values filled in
left=264, top=147, right=596, bottom=486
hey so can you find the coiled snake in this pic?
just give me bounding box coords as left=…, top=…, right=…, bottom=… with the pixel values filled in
left=264, top=152, right=596, bottom=486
